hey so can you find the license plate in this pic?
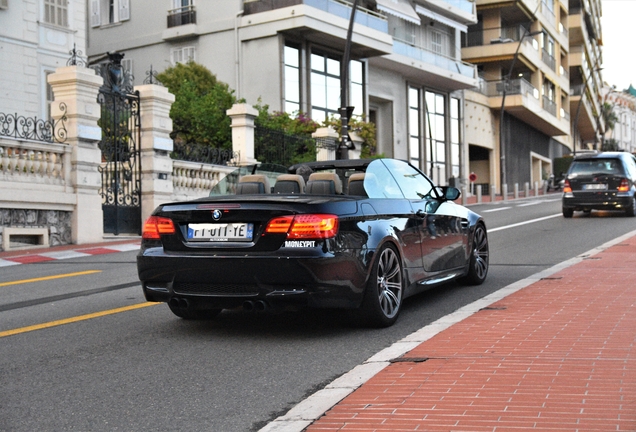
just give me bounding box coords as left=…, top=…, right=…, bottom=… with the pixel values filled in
left=187, top=223, right=254, bottom=242
left=583, top=184, right=607, bottom=190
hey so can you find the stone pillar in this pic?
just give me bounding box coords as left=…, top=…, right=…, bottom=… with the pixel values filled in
left=48, top=66, right=104, bottom=245
left=227, top=103, right=258, bottom=165
left=136, top=84, right=176, bottom=223
left=312, top=127, right=339, bottom=161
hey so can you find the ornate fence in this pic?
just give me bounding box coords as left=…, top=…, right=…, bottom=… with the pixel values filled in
left=171, top=140, right=238, bottom=165
left=254, top=126, right=337, bottom=166
left=0, top=103, right=67, bottom=144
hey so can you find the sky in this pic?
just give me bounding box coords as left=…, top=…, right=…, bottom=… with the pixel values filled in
left=600, top=0, right=636, bottom=90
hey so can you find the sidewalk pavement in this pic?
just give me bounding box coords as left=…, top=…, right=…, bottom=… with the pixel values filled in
left=263, top=230, right=636, bottom=432
left=0, top=238, right=140, bottom=266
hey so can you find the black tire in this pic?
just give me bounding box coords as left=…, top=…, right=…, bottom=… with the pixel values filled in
left=462, top=223, right=489, bottom=285
left=562, top=207, right=574, bottom=218
left=359, top=244, right=404, bottom=328
left=625, top=197, right=636, bottom=217
left=168, top=303, right=222, bottom=320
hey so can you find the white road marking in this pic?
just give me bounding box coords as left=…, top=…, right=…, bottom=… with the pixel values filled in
left=482, top=207, right=512, bottom=213
left=489, top=213, right=562, bottom=233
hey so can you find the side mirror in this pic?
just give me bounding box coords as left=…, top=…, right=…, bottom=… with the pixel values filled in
left=444, top=186, right=461, bottom=201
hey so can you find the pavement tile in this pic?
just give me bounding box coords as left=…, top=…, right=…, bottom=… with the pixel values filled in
left=306, top=234, right=636, bottom=432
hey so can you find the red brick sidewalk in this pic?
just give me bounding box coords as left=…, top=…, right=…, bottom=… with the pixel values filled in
left=305, top=237, right=636, bottom=431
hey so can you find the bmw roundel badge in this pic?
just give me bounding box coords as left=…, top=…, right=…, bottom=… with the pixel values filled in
left=212, top=209, right=223, bottom=221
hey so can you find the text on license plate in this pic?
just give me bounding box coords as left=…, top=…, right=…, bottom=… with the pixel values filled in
left=583, top=184, right=608, bottom=190
left=187, top=223, right=254, bottom=242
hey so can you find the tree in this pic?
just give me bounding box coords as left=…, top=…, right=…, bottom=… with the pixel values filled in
left=157, top=61, right=236, bottom=149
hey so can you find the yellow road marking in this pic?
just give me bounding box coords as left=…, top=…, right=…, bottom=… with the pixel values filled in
left=0, top=302, right=158, bottom=338
left=0, top=270, right=102, bottom=287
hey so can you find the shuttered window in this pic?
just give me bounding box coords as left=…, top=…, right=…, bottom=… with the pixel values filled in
left=44, top=0, right=68, bottom=27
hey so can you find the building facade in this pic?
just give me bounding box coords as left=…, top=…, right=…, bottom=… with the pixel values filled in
left=0, top=0, right=88, bottom=119
left=87, top=0, right=479, bottom=186
left=603, top=84, right=636, bottom=153
left=460, top=0, right=604, bottom=192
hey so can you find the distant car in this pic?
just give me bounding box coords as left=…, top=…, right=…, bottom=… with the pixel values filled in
left=562, top=151, right=636, bottom=217
left=137, top=158, right=489, bottom=327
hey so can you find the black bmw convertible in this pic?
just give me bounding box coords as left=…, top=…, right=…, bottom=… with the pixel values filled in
left=137, top=158, right=489, bottom=327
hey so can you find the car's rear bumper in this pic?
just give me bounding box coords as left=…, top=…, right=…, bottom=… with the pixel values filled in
left=137, top=248, right=368, bottom=309
left=562, top=192, right=633, bottom=210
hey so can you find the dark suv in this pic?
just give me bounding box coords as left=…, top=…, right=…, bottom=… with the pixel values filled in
left=562, top=152, right=636, bottom=218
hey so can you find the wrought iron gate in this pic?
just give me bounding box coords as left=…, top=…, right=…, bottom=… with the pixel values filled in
left=96, top=53, right=142, bottom=235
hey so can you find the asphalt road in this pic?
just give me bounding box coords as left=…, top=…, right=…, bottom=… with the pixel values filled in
left=1, top=195, right=635, bottom=431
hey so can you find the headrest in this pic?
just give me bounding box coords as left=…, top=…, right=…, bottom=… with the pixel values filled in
left=236, top=174, right=270, bottom=194
left=273, top=174, right=305, bottom=194
left=347, top=173, right=367, bottom=196
left=306, top=172, right=343, bottom=195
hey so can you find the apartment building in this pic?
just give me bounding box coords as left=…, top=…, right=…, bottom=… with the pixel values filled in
left=460, top=0, right=603, bottom=192
left=569, top=0, right=604, bottom=152
left=0, top=0, right=88, bottom=119
left=87, top=0, right=479, bottom=186
left=603, top=84, right=636, bottom=153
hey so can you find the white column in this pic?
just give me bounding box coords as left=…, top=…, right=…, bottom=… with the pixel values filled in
left=136, top=84, right=176, bottom=223
left=227, top=103, right=258, bottom=165
left=48, top=66, right=104, bottom=245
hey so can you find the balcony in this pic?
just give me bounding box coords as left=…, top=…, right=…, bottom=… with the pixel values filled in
left=241, top=0, right=392, bottom=58
left=394, top=39, right=476, bottom=78
left=163, top=5, right=198, bottom=41
left=244, top=0, right=388, bottom=32
left=167, top=5, right=196, bottom=28
left=370, top=13, right=477, bottom=91
left=478, top=78, right=569, bottom=136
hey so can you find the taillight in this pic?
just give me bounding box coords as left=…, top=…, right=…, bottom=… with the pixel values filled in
left=618, top=178, right=630, bottom=192
left=142, top=216, right=176, bottom=239
left=265, top=214, right=339, bottom=239
left=563, top=179, right=572, bottom=193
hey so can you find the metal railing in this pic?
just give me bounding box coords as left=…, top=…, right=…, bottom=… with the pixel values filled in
left=393, top=39, right=477, bottom=79
left=171, top=141, right=238, bottom=166
left=244, top=0, right=388, bottom=32
left=0, top=104, right=67, bottom=144
left=542, top=96, right=557, bottom=116
left=167, top=5, right=196, bottom=28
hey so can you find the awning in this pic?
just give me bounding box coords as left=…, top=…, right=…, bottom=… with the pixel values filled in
left=415, top=5, right=468, bottom=33
left=376, top=0, right=421, bottom=25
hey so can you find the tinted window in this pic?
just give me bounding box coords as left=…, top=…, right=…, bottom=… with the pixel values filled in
left=569, top=158, right=624, bottom=176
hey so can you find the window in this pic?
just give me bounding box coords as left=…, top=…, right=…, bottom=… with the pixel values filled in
left=310, top=52, right=341, bottom=123
left=431, top=30, right=443, bottom=55
left=171, top=46, right=195, bottom=65
left=425, top=91, right=446, bottom=184
left=309, top=51, right=364, bottom=123
left=284, top=45, right=300, bottom=114
left=450, top=98, right=460, bottom=179
left=350, top=61, right=364, bottom=117
left=45, top=71, right=55, bottom=120
left=44, top=0, right=68, bottom=27
left=121, top=58, right=133, bottom=78
left=91, top=0, right=130, bottom=27
left=408, top=87, right=422, bottom=168
left=168, top=0, right=195, bottom=27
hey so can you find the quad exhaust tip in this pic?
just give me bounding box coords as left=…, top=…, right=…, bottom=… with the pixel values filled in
left=169, top=297, right=189, bottom=309
left=243, top=300, right=268, bottom=312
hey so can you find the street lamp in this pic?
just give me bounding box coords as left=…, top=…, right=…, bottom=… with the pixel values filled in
left=572, top=64, right=602, bottom=156
left=499, top=28, right=542, bottom=191
left=337, top=0, right=359, bottom=160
